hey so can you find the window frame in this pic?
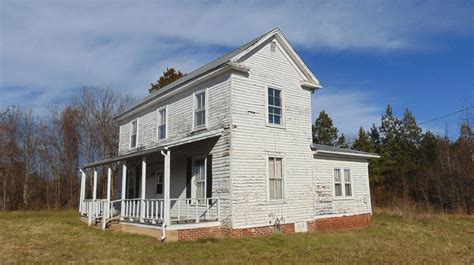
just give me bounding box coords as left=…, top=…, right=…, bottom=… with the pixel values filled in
left=333, top=167, right=353, bottom=199
left=192, top=89, right=208, bottom=131
left=266, top=155, right=286, bottom=202
left=191, top=156, right=207, bottom=202
left=265, top=85, right=285, bottom=128
left=154, top=169, right=163, bottom=195
left=157, top=106, right=168, bottom=142
left=129, top=119, right=139, bottom=150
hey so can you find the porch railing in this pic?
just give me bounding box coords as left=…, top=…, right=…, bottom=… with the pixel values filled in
left=81, top=199, right=106, bottom=218
left=81, top=197, right=220, bottom=228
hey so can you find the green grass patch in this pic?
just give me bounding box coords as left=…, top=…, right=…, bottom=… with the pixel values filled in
left=0, top=210, right=472, bottom=263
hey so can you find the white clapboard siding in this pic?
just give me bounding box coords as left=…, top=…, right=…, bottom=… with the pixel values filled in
left=312, top=155, right=372, bottom=217
left=229, top=37, right=316, bottom=229
left=118, top=73, right=231, bottom=155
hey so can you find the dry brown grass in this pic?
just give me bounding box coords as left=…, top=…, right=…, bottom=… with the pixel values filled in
left=0, top=210, right=472, bottom=264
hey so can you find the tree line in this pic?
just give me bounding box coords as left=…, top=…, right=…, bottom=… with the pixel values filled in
left=0, top=88, right=133, bottom=210
left=0, top=68, right=182, bottom=211
left=313, top=105, right=473, bottom=214
left=1, top=72, right=472, bottom=214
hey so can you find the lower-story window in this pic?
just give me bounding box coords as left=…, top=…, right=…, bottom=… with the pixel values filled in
left=155, top=170, right=163, bottom=195
left=268, top=157, right=284, bottom=200
left=334, top=168, right=352, bottom=198
left=192, top=158, right=206, bottom=202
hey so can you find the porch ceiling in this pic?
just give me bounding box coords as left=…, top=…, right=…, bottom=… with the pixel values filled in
left=79, top=128, right=224, bottom=169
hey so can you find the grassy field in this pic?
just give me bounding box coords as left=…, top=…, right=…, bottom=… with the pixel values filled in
left=0, top=210, right=472, bottom=264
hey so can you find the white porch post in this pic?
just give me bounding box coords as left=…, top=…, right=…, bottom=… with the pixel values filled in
left=92, top=169, right=98, bottom=201
left=140, top=156, right=146, bottom=222
left=106, top=167, right=112, bottom=201
left=121, top=162, right=127, bottom=220
left=79, top=169, right=86, bottom=213
left=163, top=149, right=171, bottom=227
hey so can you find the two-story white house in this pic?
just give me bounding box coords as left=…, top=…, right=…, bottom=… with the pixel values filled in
left=79, top=28, right=379, bottom=241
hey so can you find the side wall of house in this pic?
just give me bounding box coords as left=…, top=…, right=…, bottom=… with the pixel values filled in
left=116, top=74, right=233, bottom=226
left=229, top=37, right=315, bottom=229
left=312, top=155, right=372, bottom=218
left=118, top=73, right=231, bottom=155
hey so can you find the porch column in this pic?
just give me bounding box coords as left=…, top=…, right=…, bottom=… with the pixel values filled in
left=92, top=169, right=98, bottom=201
left=106, top=167, right=112, bottom=201
left=79, top=169, right=86, bottom=213
left=163, top=149, right=171, bottom=227
left=121, top=162, right=127, bottom=220
left=140, top=156, right=146, bottom=222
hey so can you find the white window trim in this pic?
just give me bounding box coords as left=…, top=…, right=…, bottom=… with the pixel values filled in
left=333, top=167, right=353, bottom=199
left=191, top=156, right=207, bottom=201
left=266, top=154, right=286, bottom=203
left=192, top=88, right=208, bottom=131
left=129, top=119, right=139, bottom=150
left=265, top=84, right=285, bottom=128
left=157, top=106, right=168, bottom=142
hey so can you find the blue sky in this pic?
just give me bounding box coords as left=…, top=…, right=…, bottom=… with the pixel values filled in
left=1, top=0, right=473, bottom=139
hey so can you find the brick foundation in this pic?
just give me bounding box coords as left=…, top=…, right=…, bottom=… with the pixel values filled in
left=177, top=223, right=295, bottom=241
left=175, top=214, right=371, bottom=241
left=177, top=226, right=222, bottom=241
left=223, top=223, right=295, bottom=238
left=307, top=213, right=372, bottom=232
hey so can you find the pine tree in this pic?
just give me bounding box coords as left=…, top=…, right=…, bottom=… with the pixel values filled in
left=379, top=104, right=402, bottom=144
left=399, top=109, right=422, bottom=201
left=369, top=124, right=381, bottom=149
left=149, top=68, right=185, bottom=93
left=353, top=127, right=372, bottom=152
left=312, top=111, right=339, bottom=146
left=401, top=109, right=422, bottom=146
left=336, top=133, right=348, bottom=148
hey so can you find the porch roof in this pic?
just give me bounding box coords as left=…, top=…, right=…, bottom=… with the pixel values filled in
left=79, top=128, right=224, bottom=169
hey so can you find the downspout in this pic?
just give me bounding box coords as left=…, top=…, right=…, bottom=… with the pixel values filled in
left=160, top=148, right=168, bottom=241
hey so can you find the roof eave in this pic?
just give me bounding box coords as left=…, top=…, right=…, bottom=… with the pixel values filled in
left=114, top=63, right=249, bottom=122
left=313, top=149, right=381, bottom=159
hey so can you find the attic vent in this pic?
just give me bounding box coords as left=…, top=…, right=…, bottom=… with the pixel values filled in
left=270, top=41, right=277, bottom=52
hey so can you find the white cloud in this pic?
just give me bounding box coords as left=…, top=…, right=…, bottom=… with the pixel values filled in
left=0, top=0, right=472, bottom=111
left=311, top=88, right=383, bottom=137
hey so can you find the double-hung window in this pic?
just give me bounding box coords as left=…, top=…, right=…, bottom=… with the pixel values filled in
left=192, top=158, right=206, bottom=202
left=334, top=168, right=352, bottom=197
left=194, top=90, right=206, bottom=129
left=130, top=120, right=138, bottom=149
left=158, top=107, right=167, bottom=141
left=268, top=87, right=282, bottom=125
left=268, top=157, right=284, bottom=200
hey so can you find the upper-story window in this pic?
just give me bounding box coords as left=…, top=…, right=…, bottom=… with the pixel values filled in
left=130, top=120, right=138, bottom=149
left=268, top=87, right=282, bottom=125
left=194, top=90, right=206, bottom=129
left=158, top=107, right=167, bottom=141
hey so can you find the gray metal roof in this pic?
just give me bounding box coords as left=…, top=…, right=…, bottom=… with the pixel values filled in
left=115, top=28, right=277, bottom=120
left=311, top=144, right=380, bottom=158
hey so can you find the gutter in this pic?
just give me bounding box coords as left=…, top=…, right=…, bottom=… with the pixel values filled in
left=314, top=150, right=381, bottom=159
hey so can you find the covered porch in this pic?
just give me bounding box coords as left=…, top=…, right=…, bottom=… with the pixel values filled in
left=78, top=130, right=223, bottom=232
